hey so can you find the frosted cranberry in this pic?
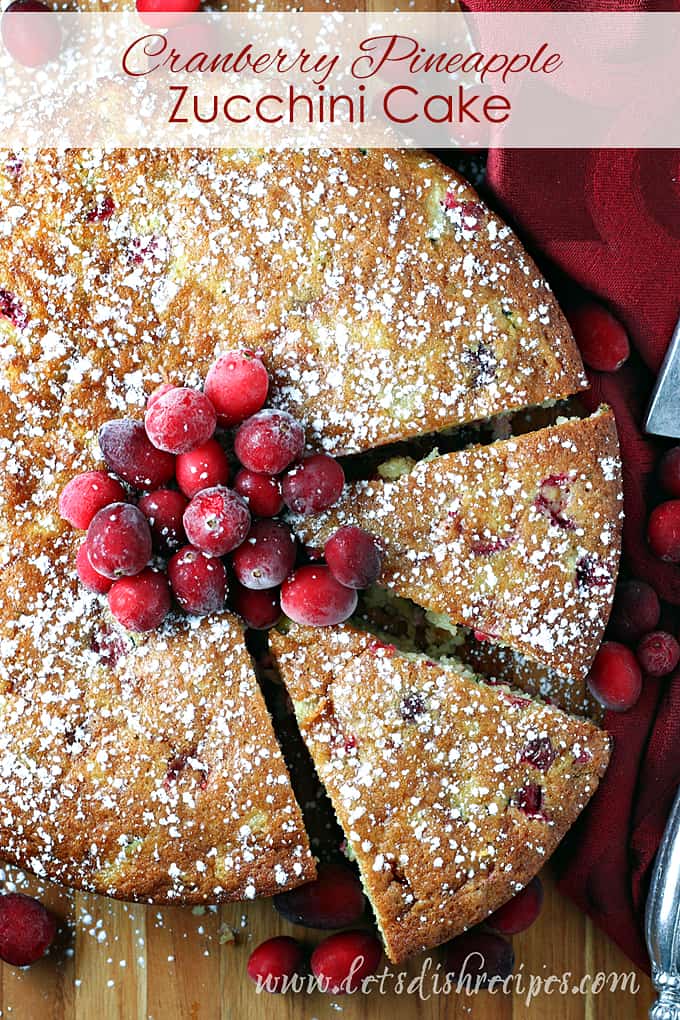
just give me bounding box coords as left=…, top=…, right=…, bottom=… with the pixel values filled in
left=86, top=503, right=152, bottom=579
left=138, top=488, right=187, bottom=553
left=400, top=691, right=426, bottom=721
left=567, top=302, right=630, bottom=372
left=108, top=568, right=170, bottom=632
left=85, top=193, right=115, bottom=223
left=1, top=1, right=61, bottom=69
left=231, top=519, right=297, bottom=590
left=59, top=470, right=127, bottom=530
left=520, top=736, right=556, bottom=772
left=274, top=862, right=365, bottom=930
left=648, top=500, right=680, bottom=563
left=175, top=439, right=229, bottom=499
left=514, top=783, right=546, bottom=818
left=233, top=468, right=283, bottom=518
left=76, top=541, right=112, bottom=594
left=246, top=936, right=304, bottom=994
left=99, top=419, right=175, bottom=490
left=146, top=382, right=175, bottom=410
left=232, top=583, right=281, bottom=630
left=311, top=930, right=382, bottom=994
left=183, top=486, right=250, bottom=556
left=145, top=387, right=217, bottom=455
left=234, top=409, right=305, bottom=475
left=204, top=350, right=269, bottom=427
left=609, top=579, right=660, bottom=643
left=282, top=454, right=345, bottom=516
left=534, top=474, right=575, bottom=530
left=587, top=641, right=642, bottom=712
left=487, top=877, right=544, bottom=936
left=636, top=631, right=680, bottom=678
left=659, top=448, right=680, bottom=498
left=168, top=545, right=227, bottom=616
left=0, top=893, right=56, bottom=967
left=445, top=931, right=514, bottom=988
left=324, top=526, right=382, bottom=589
left=0, top=288, right=27, bottom=329
left=280, top=566, right=358, bottom=627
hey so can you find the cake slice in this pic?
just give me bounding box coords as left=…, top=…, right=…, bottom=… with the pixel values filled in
left=291, top=408, right=623, bottom=681
left=270, top=623, right=611, bottom=964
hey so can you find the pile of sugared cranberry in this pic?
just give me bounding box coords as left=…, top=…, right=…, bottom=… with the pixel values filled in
left=59, top=351, right=381, bottom=634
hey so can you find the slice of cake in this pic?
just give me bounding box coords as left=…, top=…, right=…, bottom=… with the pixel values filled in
left=270, top=623, right=611, bottom=964
left=291, top=408, right=623, bottom=681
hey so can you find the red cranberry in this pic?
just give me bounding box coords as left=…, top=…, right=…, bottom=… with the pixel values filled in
left=282, top=454, right=345, bottom=515
left=99, top=419, right=175, bottom=490
left=76, top=541, right=112, bottom=594
left=442, top=194, right=483, bottom=231
left=587, top=641, right=642, bottom=712
left=234, top=409, right=305, bottom=475
left=0, top=289, right=27, bottom=329
left=146, top=382, right=176, bottom=410
left=108, top=568, right=171, bottom=632
left=168, top=546, right=227, bottom=616
left=324, top=526, right=382, bottom=589
left=609, top=579, right=660, bottom=643
left=138, top=488, right=187, bottom=553
left=445, top=931, right=514, bottom=988
left=232, top=583, right=281, bottom=630
left=0, top=893, right=57, bottom=967
left=514, top=783, right=546, bottom=818
left=487, top=877, right=544, bottom=936
left=176, top=438, right=230, bottom=499
left=231, top=519, right=297, bottom=590
left=636, top=631, right=680, bottom=678
left=86, top=503, right=152, bottom=579
left=204, top=350, right=269, bottom=427
left=567, top=302, right=630, bottom=372
left=274, top=862, right=365, bottom=930
left=90, top=626, right=130, bottom=668
left=520, top=737, right=556, bottom=772
left=648, top=500, right=680, bottom=563
left=246, top=936, right=304, bottom=994
left=280, top=565, right=358, bottom=627
left=659, top=448, right=680, bottom=498
left=233, top=468, right=284, bottom=518
left=400, top=690, right=426, bottom=721
left=183, top=486, right=250, bottom=556
left=145, top=387, right=216, bottom=455
left=1, top=1, right=61, bottom=69
left=58, top=470, right=127, bottom=530
left=85, top=193, right=115, bottom=224
left=136, top=0, right=201, bottom=29
left=311, top=930, right=382, bottom=994
left=534, top=474, right=575, bottom=530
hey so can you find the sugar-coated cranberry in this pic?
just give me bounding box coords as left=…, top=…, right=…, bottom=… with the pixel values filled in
left=138, top=488, right=187, bottom=553
left=311, top=930, right=383, bottom=994
left=136, top=0, right=201, bottom=29
left=146, top=382, right=176, bottom=410
left=86, top=503, right=152, bottom=579
left=58, top=471, right=127, bottom=530
left=567, top=302, right=630, bottom=372
left=108, top=568, right=171, bottom=632
left=587, top=641, right=642, bottom=712
left=520, top=736, right=556, bottom=772
left=445, top=931, right=514, bottom=988
left=280, top=565, right=358, bottom=627
left=183, top=486, right=250, bottom=556
left=0, top=288, right=27, bottom=329
left=648, top=500, right=680, bottom=563
left=282, top=454, right=345, bottom=516
left=659, top=448, right=680, bottom=498
left=76, top=541, right=112, bottom=594
left=232, top=583, right=281, bottom=630
left=168, top=545, right=227, bottom=616
left=1, top=1, right=61, bottom=69
left=608, top=579, right=660, bottom=643
left=99, top=419, right=175, bottom=490
left=487, top=877, right=544, bottom=936
left=0, top=893, right=57, bottom=967
left=324, top=526, right=382, bottom=589
left=231, top=519, right=297, bottom=590
left=274, top=862, right=366, bottom=930
left=145, top=387, right=217, bottom=455
left=175, top=438, right=230, bottom=499
left=234, top=409, right=305, bottom=475
left=246, top=936, right=305, bottom=994
left=233, top=468, right=284, bottom=518
left=204, top=350, right=269, bottom=427
left=636, top=631, right=680, bottom=678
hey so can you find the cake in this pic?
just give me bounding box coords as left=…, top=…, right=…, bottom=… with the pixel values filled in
left=270, top=623, right=611, bottom=963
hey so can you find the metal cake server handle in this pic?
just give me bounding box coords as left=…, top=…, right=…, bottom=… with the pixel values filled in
left=645, top=313, right=680, bottom=438
left=646, top=787, right=680, bottom=1019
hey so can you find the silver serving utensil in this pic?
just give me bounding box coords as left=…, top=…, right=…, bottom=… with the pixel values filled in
left=646, top=787, right=680, bottom=1019
left=645, top=315, right=680, bottom=438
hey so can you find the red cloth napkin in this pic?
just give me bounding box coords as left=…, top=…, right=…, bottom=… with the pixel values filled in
left=462, top=1, right=680, bottom=974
